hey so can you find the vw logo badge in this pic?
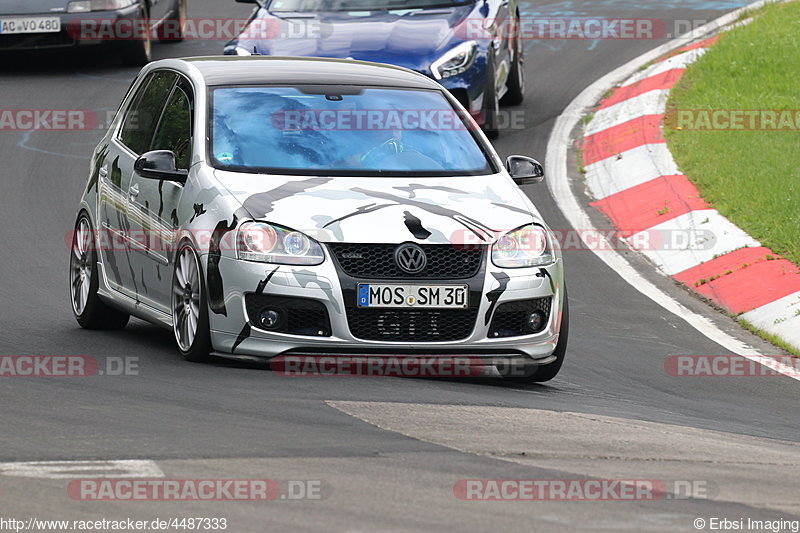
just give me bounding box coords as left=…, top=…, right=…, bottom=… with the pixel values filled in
left=395, top=243, right=427, bottom=274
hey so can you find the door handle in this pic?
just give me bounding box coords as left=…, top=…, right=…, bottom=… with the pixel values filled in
left=129, top=183, right=139, bottom=199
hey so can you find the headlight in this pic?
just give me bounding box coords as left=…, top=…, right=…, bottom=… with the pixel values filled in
left=491, top=224, right=554, bottom=268
left=237, top=222, right=324, bottom=265
left=431, top=41, right=478, bottom=80
left=68, top=0, right=137, bottom=13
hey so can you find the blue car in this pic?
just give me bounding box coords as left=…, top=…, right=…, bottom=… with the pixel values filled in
left=224, top=0, right=524, bottom=137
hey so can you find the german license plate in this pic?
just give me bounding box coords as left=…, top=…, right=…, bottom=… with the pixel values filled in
left=0, top=17, right=61, bottom=35
left=357, top=284, right=468, bottom=309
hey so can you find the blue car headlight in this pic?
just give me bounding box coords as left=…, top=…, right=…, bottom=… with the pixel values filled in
left=237, top=222, right=325, bottom=265
left=492, top=224, right=555, bottom=268
left=431, top=41, right=478, bottom=80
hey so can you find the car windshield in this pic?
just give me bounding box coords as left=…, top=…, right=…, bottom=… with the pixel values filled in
left=268, top=0, right=472, bottom=12
left=210, top=86, right=493, bottom=177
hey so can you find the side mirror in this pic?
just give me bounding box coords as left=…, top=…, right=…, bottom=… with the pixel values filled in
left=134, top=150, right=188, bottom=184
left=506, top=155, right=544, bottom=185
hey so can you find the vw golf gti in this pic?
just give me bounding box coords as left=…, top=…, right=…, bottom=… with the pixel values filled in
left=68, top=56, right=568, bottom=381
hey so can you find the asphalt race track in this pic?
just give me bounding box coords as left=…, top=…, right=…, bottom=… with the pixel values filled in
left=0, top=1, right=798, bottom=531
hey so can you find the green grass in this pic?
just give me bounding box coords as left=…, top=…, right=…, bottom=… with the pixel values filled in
left=664, top=1, right=800, bottom=266
left=738, top=318, right=800, bottom=357
left=736, top=2, right=772, bottom=22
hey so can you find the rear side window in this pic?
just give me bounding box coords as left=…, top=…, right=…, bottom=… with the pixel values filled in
left=151, top=84, right=193, bottom=170
left=119, top=71, right=178, bottom=155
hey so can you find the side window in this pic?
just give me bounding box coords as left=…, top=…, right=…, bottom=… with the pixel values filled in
left=151, top=81, right=193, bottom=170
left=119, top=71, right=178, bottom=155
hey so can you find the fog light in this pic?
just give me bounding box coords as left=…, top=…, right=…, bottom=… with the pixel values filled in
left=528, top=310, right=546, bottom=332
left=259, top=308, right=282, bottom=330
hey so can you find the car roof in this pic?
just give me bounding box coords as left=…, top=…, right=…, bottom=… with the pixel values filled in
left=177, top=56, right=443, bottom=90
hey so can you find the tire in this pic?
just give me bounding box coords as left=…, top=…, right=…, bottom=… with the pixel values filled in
left=119, top=2, right=152, bottom=66
left=158, top=0, right=186, bottom=42
left=481, top=49, right=500, bottom=140
left=69, top=213, right=130, bottom=330
left=518, top=290, right=569, bottom=383
left=171, top=242, right=214, bottom=363
left=500, top=13, right=525, bottom=106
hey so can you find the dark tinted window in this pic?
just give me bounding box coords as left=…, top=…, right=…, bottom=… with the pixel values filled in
left=119, top=71, right=178, bottom=155
left=151, top=84, right=192, bottom=170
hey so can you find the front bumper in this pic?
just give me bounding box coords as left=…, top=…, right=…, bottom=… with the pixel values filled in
left=206, top=247, right=565, bottom=366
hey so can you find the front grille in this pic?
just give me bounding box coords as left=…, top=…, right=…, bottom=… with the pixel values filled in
left=346, top=308, right=478, bottom=342
left=244, top=294, right=331, bottom=337
left=329, top=243, right=483, bottom=279
left=489, top=297, right=552, bottom=338
left=0, top=32, right=76, bottom=50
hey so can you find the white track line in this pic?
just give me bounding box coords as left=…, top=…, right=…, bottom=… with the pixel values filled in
left=0, top=460, right=164, bottom=479
left=545, top=0, right=800, bottom=381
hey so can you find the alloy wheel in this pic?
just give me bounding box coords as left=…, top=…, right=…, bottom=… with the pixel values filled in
left=172, top=246, right=201, bottom=351
left=69, top=217, right=92, bottom=316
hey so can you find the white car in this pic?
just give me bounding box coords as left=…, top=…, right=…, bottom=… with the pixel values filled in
left=69, top=56, right=568, bottom=381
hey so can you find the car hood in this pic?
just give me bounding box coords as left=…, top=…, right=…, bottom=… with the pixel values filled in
left=213, top=170, right=539, bottom=245
left=0, top=0, right=70, bottom=15
left=241, top=6, right=475, bottom=72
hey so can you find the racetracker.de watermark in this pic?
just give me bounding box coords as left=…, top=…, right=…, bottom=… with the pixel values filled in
left=455, top=17, right=717, bottom=41
left=68, top=479, right=323, bottom=501
left=454, top=479, right=713, bottom=501
left=664, top=355, right=800, bottom=378
left=66, top=18, right=322, bottom=41
left=0, top=109, right=99, bottom=131
left=456, top=17, right=665, bottom=40
left=0, top=356, right=138, bottom=377
left=271, top=355, right=493, bottom=378
left=666, top=109, right=800, bottom=131
left=272, top=109, right=532, bottom=131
